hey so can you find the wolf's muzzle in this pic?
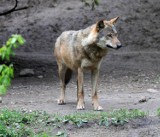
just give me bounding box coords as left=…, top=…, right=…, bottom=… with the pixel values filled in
left=117, top=44, right=122, bottom=49
left=106, top=45, right=113, bottom=49
left=106, top=44, right=123, bottom=49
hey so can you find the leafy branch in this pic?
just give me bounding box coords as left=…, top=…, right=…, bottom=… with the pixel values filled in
left=0, top=34, right=25, bottom=95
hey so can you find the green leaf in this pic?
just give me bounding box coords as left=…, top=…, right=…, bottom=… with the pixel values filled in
left=9, top=67, right=14, bottom=78
left=104, top=120, right=109, bottom=127
left=82, top=119, right=88, bottom=123
left=11, top=37, right=17, bottom=44
left=0, top=85, right=7, bottom=95
left=62, top=119, right=69, bottom=123
left=6, top=38, right=11, bottom=46
left=76, top=120, right=83, bottom=127
left=2, top=76, right=11, bottom=87
left=99, top=120, right=103, bottom=126
left=13, top=43, right=18, bottom=48
left=17, top=36, right=25, bottom=45
left=94, top=0, right=99, bottom=5
left=1, top=53, right=5, bottom=60
left=0, top=46, right=7, bottom=60
left=5, top=48, right=11, bottom=61
left=56, top=131, right=64, bottom=136
left=0, top=65, right=3, bottom=73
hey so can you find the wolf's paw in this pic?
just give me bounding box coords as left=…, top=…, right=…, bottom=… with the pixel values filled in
left=77, top=104, right=85, bottom=110
left=93, top=105, right=103, bottom=111
left=57, top=99, right=65, bottom=105
left=76, top=101, right=85, bottom=110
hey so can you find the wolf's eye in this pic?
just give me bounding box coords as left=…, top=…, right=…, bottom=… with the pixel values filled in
left=107, top=33, right=112, bottom=38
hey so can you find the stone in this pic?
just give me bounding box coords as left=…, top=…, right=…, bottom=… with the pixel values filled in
left=37, top=75, right=43, bottom=79
left=139, top=96, right=148, bottom=103
left=19, top=68, right=35, bottom=77
left=147, top=88, right=159, bottom=93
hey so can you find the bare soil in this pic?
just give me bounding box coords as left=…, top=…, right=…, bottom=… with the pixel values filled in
left=0, top=0, right=160, bottom=136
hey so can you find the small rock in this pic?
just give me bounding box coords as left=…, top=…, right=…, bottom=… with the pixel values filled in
left=147, top=88, right=159, bottom=93
left=29, top=110, right=32, bottom=113
left=139, top=96, right=148, bottom=103
left=37, top=75, right=43, bottom=79
left=19, top=68, right=35, bottom=77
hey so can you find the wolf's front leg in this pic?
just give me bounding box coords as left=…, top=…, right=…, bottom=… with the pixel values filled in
left=91, top=69, right=103, bottom=111
left=77, top=68, right=85, bottom=110
left=57, top=64, right=67, bottom=105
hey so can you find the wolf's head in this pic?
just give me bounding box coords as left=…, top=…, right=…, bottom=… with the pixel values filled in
left=96, top=17, right=122, bottom=49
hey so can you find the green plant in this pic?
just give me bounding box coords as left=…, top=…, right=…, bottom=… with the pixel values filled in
left=64, top=115, right=88, bottom=128
left=0, top=109, right=52, bottom=136
left=0, top=34, right=25, bottom=95
left=99, top=109, right=146, bottom=126
left=0, top=108, right=147, bottom=136
left=62, top=109, right=146, bottom=127
left=0, top=109, right=32, bottom=136
left=56, top=131, right=67, bottom=137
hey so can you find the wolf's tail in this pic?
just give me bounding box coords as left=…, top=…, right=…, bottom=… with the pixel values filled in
left=65, top=68, right=73, bottom=85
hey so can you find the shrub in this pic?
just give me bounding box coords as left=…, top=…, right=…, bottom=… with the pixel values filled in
left=0, top=34, right=25, bottom=95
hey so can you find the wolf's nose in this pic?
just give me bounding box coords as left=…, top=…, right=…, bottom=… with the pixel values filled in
left=117, top=44, right=122, bottom=49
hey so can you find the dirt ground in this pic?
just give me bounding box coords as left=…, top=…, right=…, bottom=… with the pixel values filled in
left=0, top=0, right=160, bottom=136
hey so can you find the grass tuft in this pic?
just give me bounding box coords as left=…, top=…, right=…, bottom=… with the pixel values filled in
left=0, top=108, right=147, bottom=136
left=0, top=109, right=51, bottom=137
left=64, top=109, right=146, bottom=127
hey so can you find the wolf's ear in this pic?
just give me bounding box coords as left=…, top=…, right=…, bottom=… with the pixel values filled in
left=110, top=16, right=119, bottom=24
left=96, top=20, right=105, bottom=31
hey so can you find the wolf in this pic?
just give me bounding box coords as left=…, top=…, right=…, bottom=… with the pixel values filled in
left=54, top=17, right=122, bottom=111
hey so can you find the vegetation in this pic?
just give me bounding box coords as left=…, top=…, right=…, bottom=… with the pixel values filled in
left=0, top=108, right=146, bottom=136
left=63, top=109, right=146, bottom=127
left=0, top=34, right=25, bottom=95
left=0, top=109, right=51, bottom=137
